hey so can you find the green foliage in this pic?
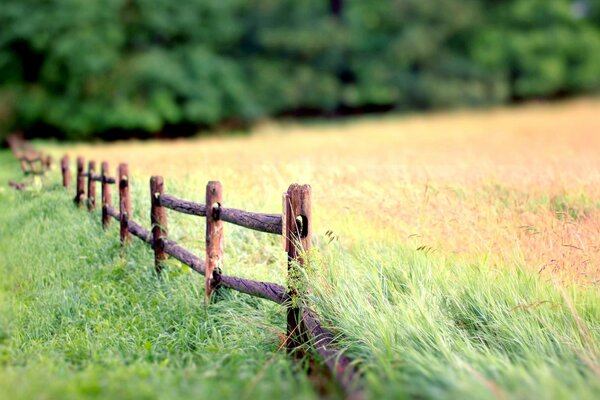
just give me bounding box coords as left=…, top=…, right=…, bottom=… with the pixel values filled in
left=0, top=0, right=599, bottom=139
left=473, top=0, right=600, bottom=99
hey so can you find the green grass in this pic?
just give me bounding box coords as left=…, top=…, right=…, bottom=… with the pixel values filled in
left=308, top=243, right=600, bottom=399
left=0, top=151, right=319, bottom=400
left=1, top=146, right=599, bottom=400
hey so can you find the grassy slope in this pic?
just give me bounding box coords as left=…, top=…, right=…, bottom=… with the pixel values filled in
left=2, top=100, right=600, bottom=399
left=309, top=243, right=600, bottom=399
left=0, top=151, right=318, bottom=400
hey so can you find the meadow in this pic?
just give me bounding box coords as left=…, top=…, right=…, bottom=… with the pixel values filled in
left=1, top=99, right=599, bottom=399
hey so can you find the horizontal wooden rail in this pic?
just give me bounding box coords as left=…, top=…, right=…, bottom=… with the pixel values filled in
left=220, top=207, right=282, bottom=235
left=163, top=239, right=287, bottom=304
left=89, top=174, right=115, bottom=184
left=106, top=204, right=119, bottom=219
left=106, top=205, right=150, bottom=243
left=9, top=147, right=362, bottom=399
left=104, top=206, right=359, bottom=394
left=158, top=194, right=206, bottom=216
left=106, top=205, right=287, bottom=303
left=19, top=156, right=43, bottom=163
left=158, top=194, right=282, bottom=235
left=302, top=309, right=362, bottom=397
left=6, top=134, right=51, bottom=180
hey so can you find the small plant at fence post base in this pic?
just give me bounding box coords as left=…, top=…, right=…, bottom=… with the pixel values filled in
left=101, top=161, right=111, bottom=229
left=150, top=176, right=168, bottom=274
left=61, top=155, right=70, bottom=188
left=87, top=160, right=96, bottom=212
left=283, top=183, right=311, bottom=352
left=205, top=181, right=223, bottom=303
left=118, top=163, right=132, bottom=244
left=74, top=157, right=85, bottom=207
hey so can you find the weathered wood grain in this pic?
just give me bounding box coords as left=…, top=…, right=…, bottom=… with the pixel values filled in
left=302, top=309, right=363, bottom=399
left=74, top=157, right=85, bottom=207
left=105, top=207, right=287, bottom=304
left=118, top=163, right=131, bottom=244
left=160, top=238, right=287, bottom=304
left=157, top=194, right=206, bottom=216
left=284, top=183, right=312, bottom=350
left=220, top=207, right=282, bottom=235
left=150, top=176, right=168, bottom=274
left=205, top=181, right=224, bottom=302
left=101, top=205, right=362, bottom=398
left=61, top=155, right=70, bottom=188
left=128, top=218, right=152, bottom=244
left=101, top=161, right=111, bottom=228
left=87, top=160, right=96, bottom=212
left=158, top=193, right=282, bottom=235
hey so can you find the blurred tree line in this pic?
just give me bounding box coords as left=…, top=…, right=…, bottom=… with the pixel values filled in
left=1, top=0, right=599, bottom=140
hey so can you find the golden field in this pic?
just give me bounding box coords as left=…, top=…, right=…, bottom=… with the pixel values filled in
left=50, top=99, right=600, bottom=285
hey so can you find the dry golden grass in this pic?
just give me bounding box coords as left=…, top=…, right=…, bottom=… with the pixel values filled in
left=51, top=99, right=600, bottom=285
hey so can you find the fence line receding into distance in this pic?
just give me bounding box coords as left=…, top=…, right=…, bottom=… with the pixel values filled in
left=5, top=135, right=361, bottom=399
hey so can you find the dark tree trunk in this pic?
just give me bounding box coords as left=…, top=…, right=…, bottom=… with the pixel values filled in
left=330, top=0, right=343, bottom=18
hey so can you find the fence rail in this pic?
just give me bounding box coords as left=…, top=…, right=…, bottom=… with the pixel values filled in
left=6, top=134, right=51, bottom=178
left=5, top=135, right=361, bottom=399
left=157, top=193, right=283, bottom=234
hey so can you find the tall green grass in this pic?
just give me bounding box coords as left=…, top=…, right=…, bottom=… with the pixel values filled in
left=1, top=147, right=599, bottom=400
left=0, top=151, right=318, bottom=399
left=308, top=242, right=600, bottom=399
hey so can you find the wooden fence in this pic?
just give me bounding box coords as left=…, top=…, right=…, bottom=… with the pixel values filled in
left=6, top=134, right=52, bottom=189
left=5, top=137, right=361, bottom=398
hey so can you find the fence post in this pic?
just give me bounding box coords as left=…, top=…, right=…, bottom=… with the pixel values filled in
left=87, top=160, right=96, bottom=212
left=205, top=181, right=223, bottom=302
left=118, top=163, right=131, bottom=244
left=61, top=155, right=70, bottom=188
left=283, top=184, right=312, bottom=351
left=18, top=157, right=28, bottom=175
left=150, top=176, right=168, bottom=274
left=74, top=157, right=85, bottom=207
left=43, top=155, right=52, bottom=171
left=101, top=161, right=111, bottom=229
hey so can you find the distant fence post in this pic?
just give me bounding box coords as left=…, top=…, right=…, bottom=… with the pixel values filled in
left=283, top=184, right=312, bottom=351
left=101, top=161, right=111, bottom=229
left=118, top=163, right=131, bottom=244
left=18, top=157, right=28, bottom=175
left=87, top=161, right=96, bottom=212
left=43, top=155, right=52, bottom=171
left=205, top=181, right=223, bottom=302
left=150, top=176, right=168, bottom=274
left=61, top=155, right=70, bottom=188
left=74, top=157, right=85, bottom=207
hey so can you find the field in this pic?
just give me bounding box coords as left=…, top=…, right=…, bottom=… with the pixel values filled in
left=1, top=99, right=600, bottom=399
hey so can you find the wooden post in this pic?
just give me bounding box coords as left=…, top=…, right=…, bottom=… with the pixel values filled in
left=101, top=161, right=111, bottom=228
left=18, top=157, right=28, bottom=175
left=283, top=184, right=312, bottom=351
left=43, top=155, right=52, bottom=171
left=150, top=176, right=168, bottom=274
left=61, top=155, right=70, bottom=188
left=205, top=181, right=223, bottom=302
left=118, top=163, right=131, bottom=244
left=87, top=160, right=96, bottom=212
left=74, top=157, right=85, bottom=207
